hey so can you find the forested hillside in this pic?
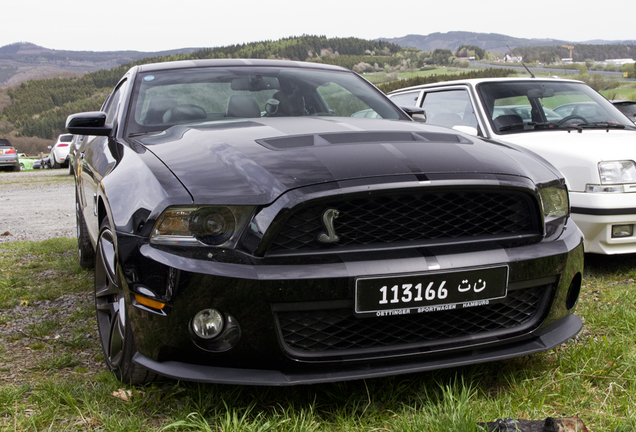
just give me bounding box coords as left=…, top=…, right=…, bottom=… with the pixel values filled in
left=381, top=31, right=636, bottom=56
left=0, top=42, right=202, bottom=85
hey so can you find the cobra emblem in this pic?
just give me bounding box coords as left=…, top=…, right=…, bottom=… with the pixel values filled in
left=317, top=209, right=340, bottom=244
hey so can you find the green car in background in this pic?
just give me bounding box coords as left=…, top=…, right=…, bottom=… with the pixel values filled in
left=17, top=153, right=38, bottom=170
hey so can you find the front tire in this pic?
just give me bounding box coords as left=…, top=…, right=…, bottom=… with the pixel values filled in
left=94, top=218, right=156, bottom=384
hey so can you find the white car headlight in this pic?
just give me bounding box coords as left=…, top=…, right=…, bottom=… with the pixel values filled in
left=150, top=205, right=254, bottom=247
left=599, top=161, right=636, bottom=184
left=586, top=161, right=636, bottom=193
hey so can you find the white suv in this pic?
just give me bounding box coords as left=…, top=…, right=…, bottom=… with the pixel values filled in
left=48, top=134, right=73, bottom=169
left=389, top=78, right=636, bottom=255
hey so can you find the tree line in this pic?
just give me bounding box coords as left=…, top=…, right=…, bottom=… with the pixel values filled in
left=513, top=44, right=636, bottom=63
left=376, top=68, right=517, bottom=93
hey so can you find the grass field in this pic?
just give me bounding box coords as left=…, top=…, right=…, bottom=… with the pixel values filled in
left=1, top=238, right=636, bottom=431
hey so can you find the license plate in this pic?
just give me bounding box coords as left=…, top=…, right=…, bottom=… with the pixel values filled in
left=355, top=266, right=508, bottom=316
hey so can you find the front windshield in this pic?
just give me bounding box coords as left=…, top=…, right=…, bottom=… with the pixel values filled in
left=127, top=66, right=404, bottom=135
left=477, top=81, right=635, bottom=134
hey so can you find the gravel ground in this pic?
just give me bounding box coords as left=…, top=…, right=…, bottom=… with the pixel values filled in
left=0, top=169, right=76, bottom=243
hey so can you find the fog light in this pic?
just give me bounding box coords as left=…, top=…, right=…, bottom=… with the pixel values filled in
left=192, top=309, right=224, bottom=339
left=612, top=225, right=633, bottom=238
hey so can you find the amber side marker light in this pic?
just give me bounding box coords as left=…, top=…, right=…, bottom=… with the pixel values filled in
left=134, top=295, right=166, bottom=310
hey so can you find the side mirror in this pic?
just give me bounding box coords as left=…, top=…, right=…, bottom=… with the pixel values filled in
left=401, top=106, right=427, bottom=123
left=66, top=112, right=112, bottom=136
left=47, top=146, right=52, bottom=149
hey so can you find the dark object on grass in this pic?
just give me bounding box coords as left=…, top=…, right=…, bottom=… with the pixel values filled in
left=479, top=416, right=588, bottom=432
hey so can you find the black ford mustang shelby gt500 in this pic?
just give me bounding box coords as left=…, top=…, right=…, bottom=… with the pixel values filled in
left=67, top=59, right=584, bottom=385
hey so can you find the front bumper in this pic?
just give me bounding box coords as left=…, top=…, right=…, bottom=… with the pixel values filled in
left=134, top=314, right=581, bottom=386
left=571, top=191, right=636, bottom=254
left=124, top=219, right=584, bottom=385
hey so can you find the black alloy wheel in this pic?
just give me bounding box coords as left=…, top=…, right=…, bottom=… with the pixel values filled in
left=94, top=218, right=155, bottom=384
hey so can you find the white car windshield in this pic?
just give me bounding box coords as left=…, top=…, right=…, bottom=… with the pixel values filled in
left=477, top=81, right=635, bottom=133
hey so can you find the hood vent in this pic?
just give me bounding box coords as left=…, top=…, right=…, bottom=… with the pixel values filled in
left=258, top=131, right=472, bottom=150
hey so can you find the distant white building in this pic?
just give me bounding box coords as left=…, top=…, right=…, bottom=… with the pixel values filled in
left=604, top=58, right=635, bottom=67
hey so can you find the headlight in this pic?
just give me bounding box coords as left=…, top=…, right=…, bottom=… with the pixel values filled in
left=586, top=161, right=636, bottom=193
left=539, top=186, right=568, bottom=221
left=150, top=205, right=254, bottom=247
left=599, top=161, right=636, bottom=184
left=538, top=184, right=569, bottom=240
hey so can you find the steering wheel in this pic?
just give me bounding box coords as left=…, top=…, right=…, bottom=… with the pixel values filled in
left=558, top=115, right=587, bottom=125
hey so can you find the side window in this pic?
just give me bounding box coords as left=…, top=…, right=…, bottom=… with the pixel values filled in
left=421, top=90, right=478, bottom=129
left=390, top=91, right=420, bottom=107
left=104, top=81, right=126, bottom=125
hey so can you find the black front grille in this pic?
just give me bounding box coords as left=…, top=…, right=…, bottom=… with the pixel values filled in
left=267, top=189, right=540, bottom=254
left=275, top=286, right=550, bottom=359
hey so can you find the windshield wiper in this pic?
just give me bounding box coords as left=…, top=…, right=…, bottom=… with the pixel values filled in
left=128, top=130, right=165, bottom=138
left=498, top=122, right=581, bottom=132
left=577, top=122, right=626, bottom=130
left=497, top=123, right=526, bottom=132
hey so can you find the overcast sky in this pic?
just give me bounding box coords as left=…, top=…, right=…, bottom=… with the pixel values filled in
left=4, top=0, right=635, bottom=52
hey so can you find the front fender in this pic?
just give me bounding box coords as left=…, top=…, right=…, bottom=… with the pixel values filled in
left=99, top=141, right=193, bottom=238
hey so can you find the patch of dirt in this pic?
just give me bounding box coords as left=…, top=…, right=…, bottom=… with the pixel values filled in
left=0, top=169, right=75, bottom=243
left=0, top=293, right=103, bottom=385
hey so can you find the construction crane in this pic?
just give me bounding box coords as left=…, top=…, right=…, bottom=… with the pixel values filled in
left=562, top=45, right=574, bottom=59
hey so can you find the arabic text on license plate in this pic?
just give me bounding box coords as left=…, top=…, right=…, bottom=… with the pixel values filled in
left=355, top=266, right=508, bottom=316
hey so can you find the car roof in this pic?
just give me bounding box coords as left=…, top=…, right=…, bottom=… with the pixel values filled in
left=135, top=59, right=350, bottom=74
left=388, top=77, right=586, bottom=94
left=0, top=138, right=12, bottom=146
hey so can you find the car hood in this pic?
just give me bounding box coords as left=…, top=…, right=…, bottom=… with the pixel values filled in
left=496, top=129, right=636, bottom=191
left=136, top=117, right=558, bottom=205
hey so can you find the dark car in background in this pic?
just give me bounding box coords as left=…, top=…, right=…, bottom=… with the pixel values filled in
left=611, top=100, right=636, bottom=123
left=68, top=59, right=584, bottom=386
left=0, top=138, right=20, bottom=172
left=67, top=134, right=86, bottom=175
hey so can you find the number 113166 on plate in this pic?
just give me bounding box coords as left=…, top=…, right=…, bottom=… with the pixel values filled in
left=355, top=266, right=508, bottom=316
